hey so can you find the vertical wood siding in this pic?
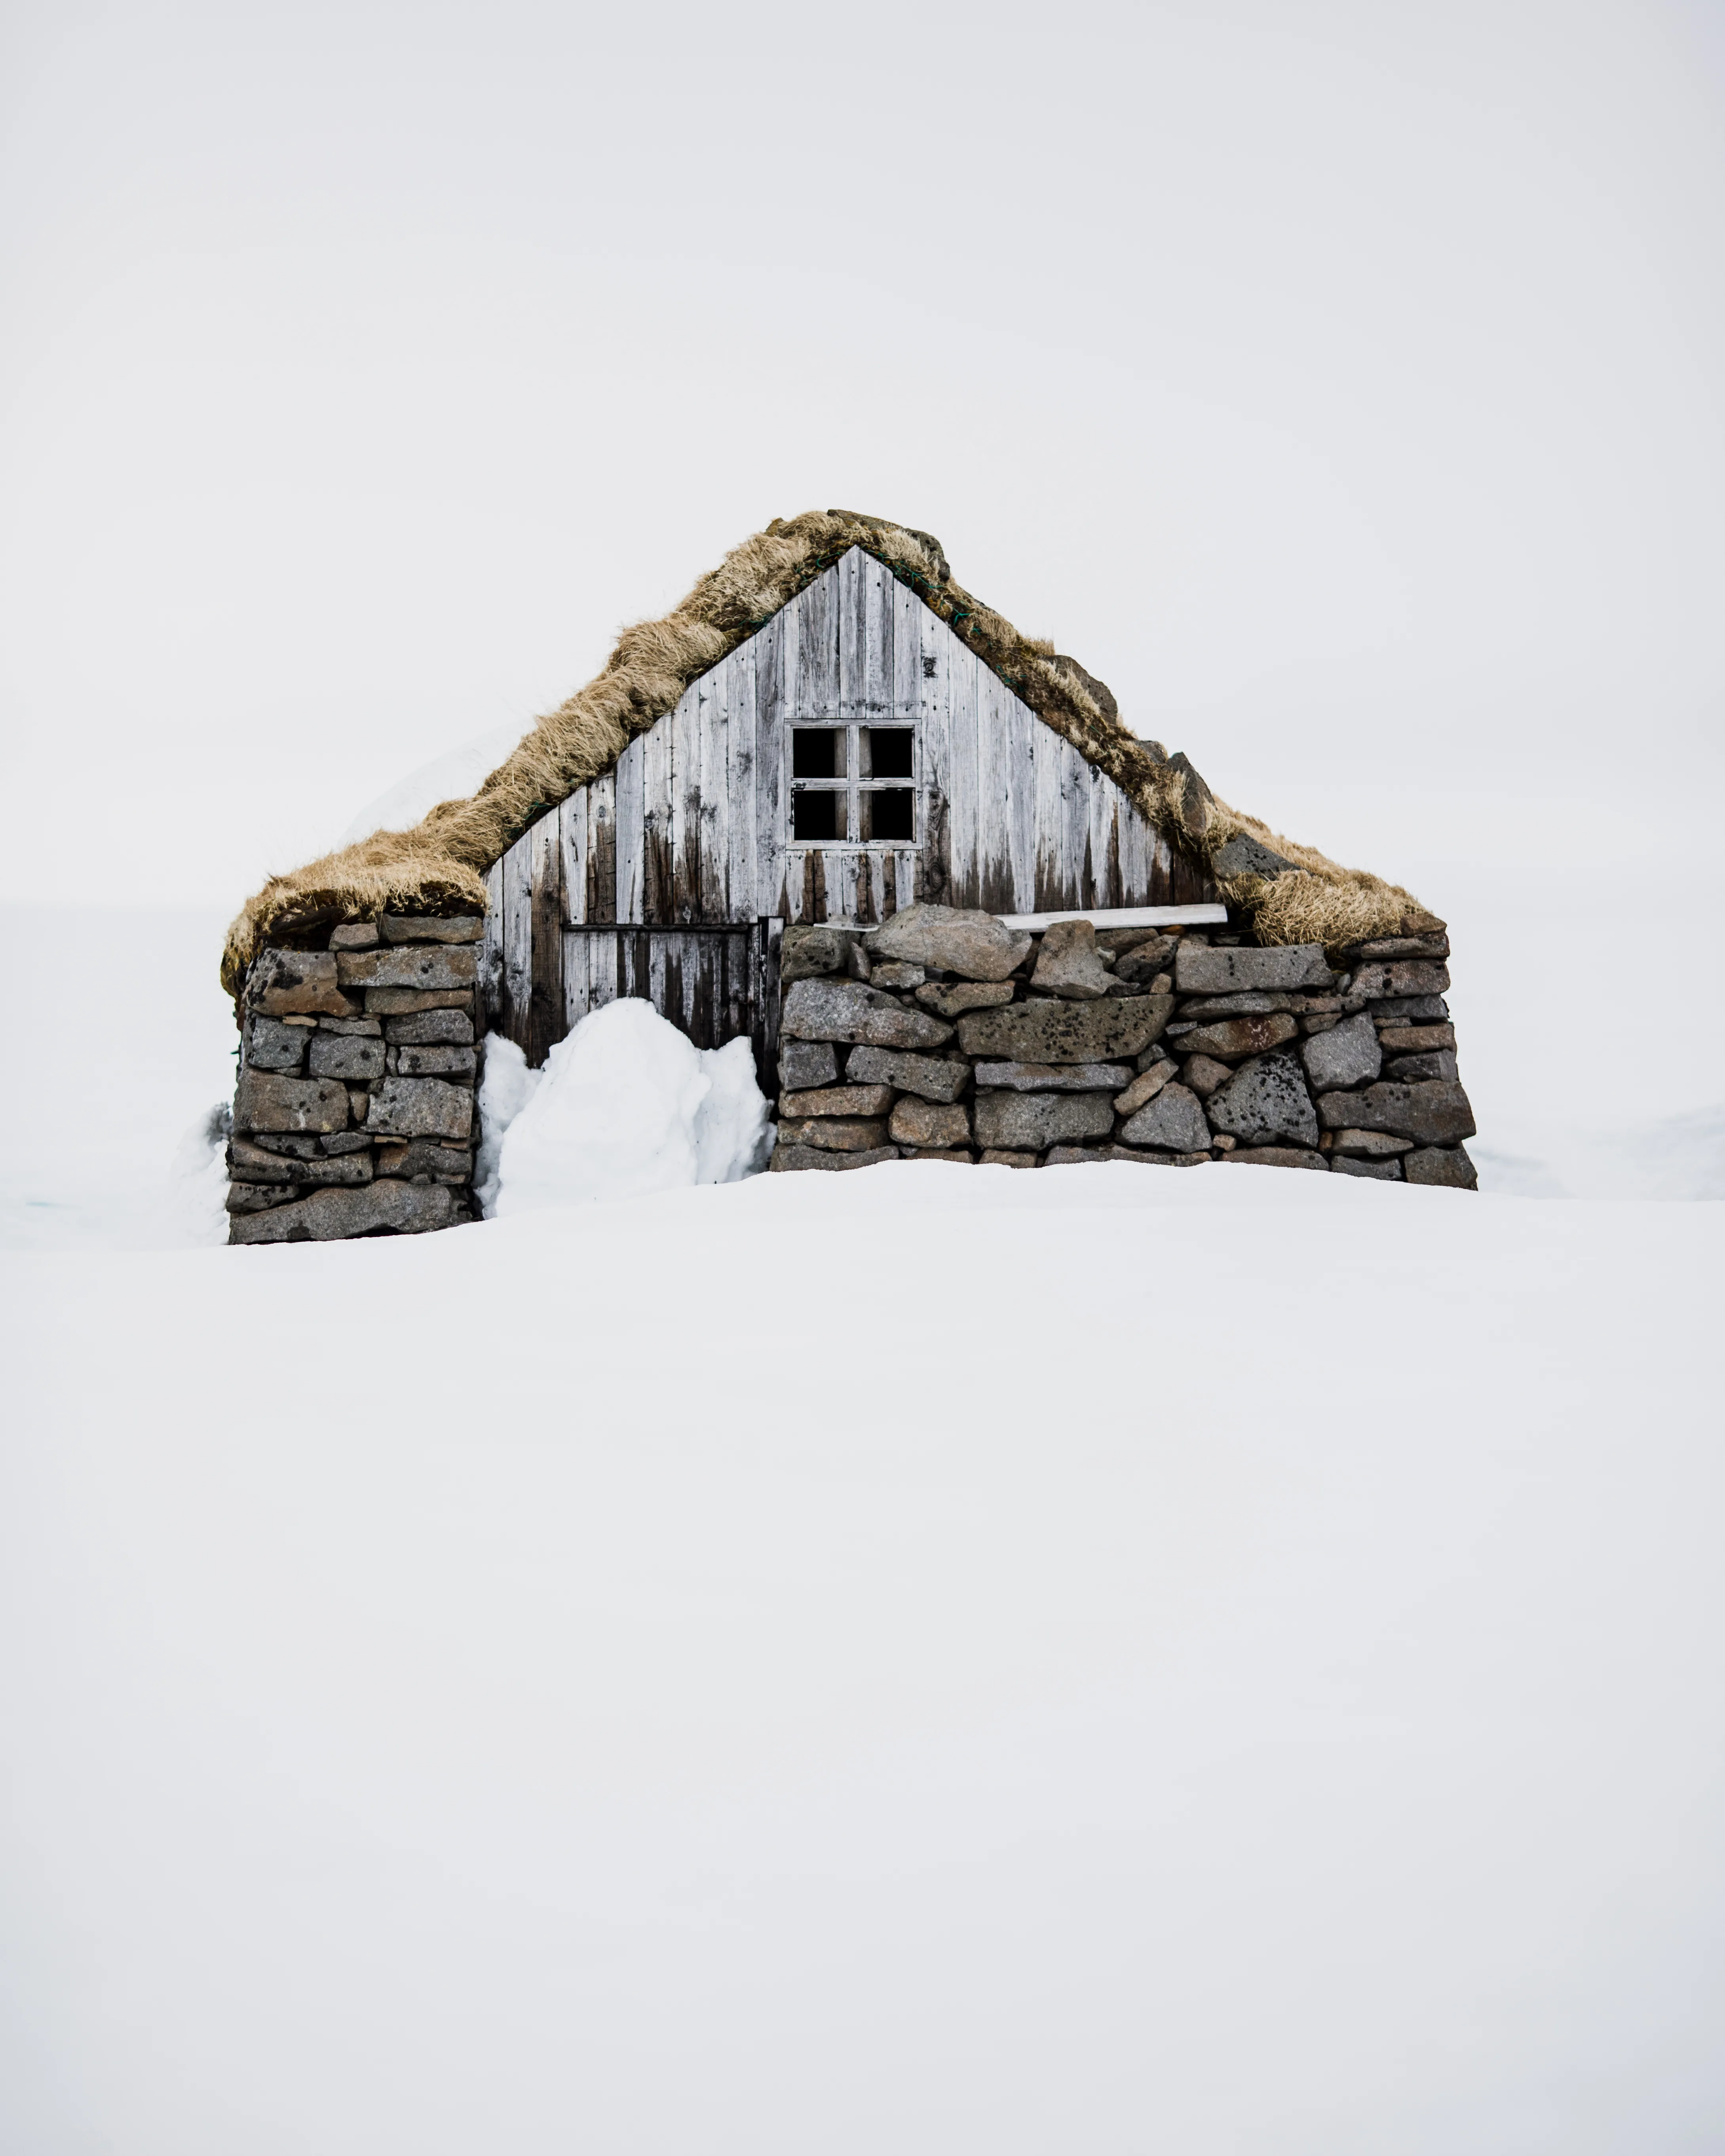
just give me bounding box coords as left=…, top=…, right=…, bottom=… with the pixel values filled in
left=479, top=545, right=1212, bottom=1067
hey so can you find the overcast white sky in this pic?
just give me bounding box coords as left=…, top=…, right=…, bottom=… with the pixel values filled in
left=2, top=0, right=1721, bottom=909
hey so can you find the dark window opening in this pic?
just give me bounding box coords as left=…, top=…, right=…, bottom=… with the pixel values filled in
left=792, top=728, right=843, bottom=778
left=866, top=727, right=914, bottom=778
left=864, top=789, right=915, bottom=842
left=792, top=789, right=841, bottom=841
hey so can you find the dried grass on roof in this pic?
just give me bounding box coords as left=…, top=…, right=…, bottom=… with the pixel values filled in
left=221, top=510, right=1436, bottom=992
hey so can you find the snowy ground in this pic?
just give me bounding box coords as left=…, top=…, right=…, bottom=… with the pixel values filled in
left=5, top=1165, right=1722, bottom=2153
left=2, top=895, right=1723, bottom=2152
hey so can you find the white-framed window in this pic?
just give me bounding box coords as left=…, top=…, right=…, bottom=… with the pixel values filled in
left=788, top=721, right=918, bottom=846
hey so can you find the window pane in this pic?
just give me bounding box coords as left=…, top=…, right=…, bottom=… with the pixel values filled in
left=863, top=788, right=915, bottom=842
left=792, top=789, right=840, bottom=841
left=792, top=728, right=844, bottom=778
left=866, top=727, right=914, bottom=779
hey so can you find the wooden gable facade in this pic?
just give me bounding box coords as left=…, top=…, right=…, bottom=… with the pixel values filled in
left=480, top=545, right=1215, bottom=1075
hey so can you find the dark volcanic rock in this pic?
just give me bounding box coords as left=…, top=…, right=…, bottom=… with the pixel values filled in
left=782, top=978, right=954, bottom=1050
left=1317, top=1082, right=1477, bottom=1146
left=1205, top=1052, right=1319, bottom=1148
left=973, top=1090, right=1115, bottom=1151
left=958, top=996, right=1173, bottom=1066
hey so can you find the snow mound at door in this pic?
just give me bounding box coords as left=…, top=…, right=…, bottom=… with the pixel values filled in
left=483, top=998, right=773, bottom=1217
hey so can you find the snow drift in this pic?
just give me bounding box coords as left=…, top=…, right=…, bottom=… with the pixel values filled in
left=487, top=998, right=773, bottom=1217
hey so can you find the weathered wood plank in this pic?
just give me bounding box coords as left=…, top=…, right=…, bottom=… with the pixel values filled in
left=588, top=927, right=619, bottom=1010
left=481, top=861, right=504, bottom=1032
left=1005, top=685, right=1038, bottom=913
left=837, top=545, right=867, bottom=716
left=754, top=608, right=787, bottom=918
left=724, top=639, right=757, bottom=926
left=1089, top=766, right=1123, bottom=911
left=587, top=771, right=616, bottom=924
left=561, top=929, right=591, bottom=1031
left=500, top=831, right=533, bottom=1052
left=997, top=901, right=1228, bottom=931
left=560, top=787, right=589, bottom=925
left=697, top=657, right=727, bottom=922
left=794, top=562, right=840, bottom=716
left=528, top=810, right=563, bottom=1067
left=861, top=548, right=893, bottom=716
left=944, top=632, right=980, bottom=907
left=975, top=662, right=1012, bottom=912
left=642, top=704, right=674, bottom=925
left=614, top=734, right=645, bottom=925
left=668, top=678, right=700, bottom=925
left=914, top=586, right=951, bottom=904
left=891, top=569, right=921, bottom=717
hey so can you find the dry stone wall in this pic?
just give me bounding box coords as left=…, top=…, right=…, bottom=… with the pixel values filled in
left=771, top=905, right=1477, bottom=1186
left=225, top=916, right=483, bottom=1243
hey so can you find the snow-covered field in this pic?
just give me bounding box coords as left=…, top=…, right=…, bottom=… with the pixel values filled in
left=2, top=900, right=1723, bottom=2152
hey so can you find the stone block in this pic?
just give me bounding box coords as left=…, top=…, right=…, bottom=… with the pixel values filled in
left=1330, top=1129, right=1413, bottom=1156
left=780, top=924, right=853, bottom=983
left=1367, top=995, right=1449, bottom=1023
left=329, top=922, right=380, bottom=949
left=365, top=988, right=474, bottom=1015
left=1164, top=1013, right=1299, bottom=1061
left=972, top=1061, right=1131, bottom=1093
left=974, top=1090, right=1115, bottom=1150
left=1204, top=1051, right=1319, bottom=1148
left=1043, top=1146, right=1106, bottom=1164
left=234, top=1069, right=350, bottom=1135
left=781, top=978, right=954, bottom=1050
left=384, top=1008, right=477, bottom=1046
left=1317, top=1082, right=1477, bottom=1146
left=378, top=915, right=484, bottom=944
left=1300, top=1014, right=1342, bottom=1035
left=899, top=1147, right=975, bottom=1163
left=1346, top=934, right=1450, bottom=961
left=229, top=1138, right=373, bottom=1188
left=1174, top=942, right=1333, bottom=994
left=1110, top=935, right=1177, bottom=981
left=320, top=1130, right=373, bottom=1155
left=1348, top=959, right=1451, bottom=998
left=862, top=902, right=1031, bottom=981
left=958, top=995, right=1172, bottom=1066
left=1300, top=1012, right=1381, bottom=1092
left=373, top=1140, right=473, bottom=1182
left=1288, top=995, right=1344, bottom=1014
left=779, top=1040, right=839, bottom=1091
left=229, top=1179, right=455, bottom=1243
left=394, top=1044, right=478, bottom=1078
left=1102, top=1145, right=1210, bottom=1166
left=844, top=1047, right=969, bottom=1102
left=1222, top=1146, right=1330, bottom=1171
left=1179, top=1054, right=1233, bottom=1099
left=889, top=1097, right=971, bottom=1149
left=870, top=960, right=925, bottom=990
left=1384, top=1050, right=1458, bottom=1083
left=1330, top=1154, right=1402, bottom=1181
left=1112, top=1063, right=1176, bottom=1116
left=1173, top=992, right=1295, bottom=1018
left=366, top=1076, right=475, bottom=1142
left=336, top=945, right=477, bottom=991
left=1117, top=1081, right=1212, bottom=1153
left=914, top=979, right=1015, bottom=1018
left=1030, top=919, right=1113, bottom=1000
left=238, top=1132, right=321, bottom=1158
left=1372, top=1023, right=1455, bottom=1055
left=244, top=949, right=359, bottom=1019
left=769, top=1144, right=900, bottom=1172
left=308, top=1032, right=387, bottom=1081
left=776, top=1116, right=891, bottom=1152
left=246, top=1017, right=306, bottom=1072
left=780, top=1085, right=895, bottom=1118
left=1403, top=1144, right=1479, bottom=1190
left=226, top=1180, right=293, bottom=1213
left=316, top=1015, right=383, bottom=1036
left=979, top=1150, right=1039, bottom=1167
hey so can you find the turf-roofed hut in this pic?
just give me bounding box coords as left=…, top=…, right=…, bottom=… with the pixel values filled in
left=219, top=510, right=1478, bottom=1241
